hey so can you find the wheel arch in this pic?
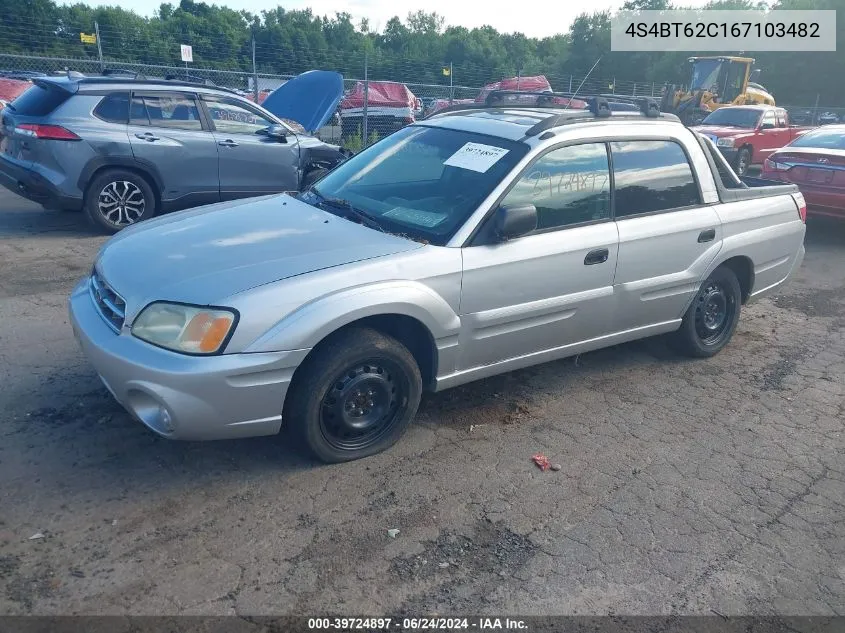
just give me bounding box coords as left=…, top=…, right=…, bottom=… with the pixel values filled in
left=243, top=281, right=462, bottom=387
left=290, top=313, right=440, bottom=392
left=80, top=159, right=163, bottom=208
left=718, top=255, right=755, bottom=304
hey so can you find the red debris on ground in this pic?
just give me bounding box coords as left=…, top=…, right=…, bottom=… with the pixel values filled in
left=532, top=453, right=551, bottom=471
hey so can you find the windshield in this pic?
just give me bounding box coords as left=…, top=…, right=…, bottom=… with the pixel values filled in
left=700, top=108, right=761, bottom=129
left=789, top=129, right=845, bottom=150
left=301, top=125, right=529, bottom=245
left=690, top=59, right=722, bottom=91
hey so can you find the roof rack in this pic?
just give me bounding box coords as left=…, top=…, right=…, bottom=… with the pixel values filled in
left=102, top=68, right=146, bottom=80
left=164, top=73, right=216, bottom=86
left=425, top=91, right=675, bottom=136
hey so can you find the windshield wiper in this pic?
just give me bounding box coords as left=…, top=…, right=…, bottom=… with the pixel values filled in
left=310, top=187, right=385, bottom=233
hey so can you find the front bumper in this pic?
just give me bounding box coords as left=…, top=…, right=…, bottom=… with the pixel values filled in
left=68, top=279, right=309, bottom=441
left=0, top=155, right=82, bottom=210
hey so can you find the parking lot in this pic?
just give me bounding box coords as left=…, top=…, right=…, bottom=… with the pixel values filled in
left=0, top=187, right=843, bottom=616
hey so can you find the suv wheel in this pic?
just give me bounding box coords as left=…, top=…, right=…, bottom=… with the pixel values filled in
left=85, top=169, right=157, bottom=234
left=285, top=327, right=422, bottom=463
left=672, top=266, right=742, bottom=358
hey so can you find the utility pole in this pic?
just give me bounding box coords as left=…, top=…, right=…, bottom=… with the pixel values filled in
left=94, top=21, right=104, bottom=72
left=252, top=30, right=259, bottom=102
left=449, top=62, right=453, bottom=103
left=362, top=52, right=369, bottom=145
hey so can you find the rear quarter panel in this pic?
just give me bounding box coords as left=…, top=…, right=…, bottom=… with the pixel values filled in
left=41, top=94, right=132, bottom=198
left=711, top=194, right=805, bottom=299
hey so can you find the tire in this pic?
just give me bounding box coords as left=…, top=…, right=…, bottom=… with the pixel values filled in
left=734, top=148, right=752, bottom=177
left=301, top=168, right=328, bottom=191
left=284, top=327, right=423, bottom=464
left=672, top=266, right=742, bottom=358
left=84, top=169, right=157, bottom=235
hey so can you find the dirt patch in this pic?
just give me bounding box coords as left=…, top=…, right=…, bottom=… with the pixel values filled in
left=392, top=518, right=537, bottom=612
left=773, top=287, right=845, bottom=319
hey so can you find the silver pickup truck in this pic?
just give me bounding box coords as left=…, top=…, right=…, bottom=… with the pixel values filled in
left=69, top=97, right=806, bottom=463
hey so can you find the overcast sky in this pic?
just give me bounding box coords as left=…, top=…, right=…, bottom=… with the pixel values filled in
left=59, top=0, right=709, bottom=39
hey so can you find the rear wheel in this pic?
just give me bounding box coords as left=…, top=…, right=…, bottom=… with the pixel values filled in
left=84, top=169, right=157, bottom=234
left=672, top=266, right=742, bottom=358
left=284, top=327, right=422, bottom=463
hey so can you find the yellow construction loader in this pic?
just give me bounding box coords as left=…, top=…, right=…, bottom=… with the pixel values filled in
left=660, top=56, right=775, bottom=125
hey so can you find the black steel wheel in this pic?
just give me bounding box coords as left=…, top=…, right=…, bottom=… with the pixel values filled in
left=319, top=358, right=406, bottom=452
left=285, top=327, right=422, bottom=463
left=672, top=266, right=742, bottom=358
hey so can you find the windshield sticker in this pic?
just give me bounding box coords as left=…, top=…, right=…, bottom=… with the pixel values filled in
left=443, top=142, right=509, bottom=173
left=382, top=206, right=448, bottom=228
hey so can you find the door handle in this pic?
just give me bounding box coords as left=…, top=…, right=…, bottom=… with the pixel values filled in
left=584, top=248, right=609, bottom=265
left=134, top=132, right=159, bottom=141
left=218, top=139, right=239, bottom=148
left=698, top=228, right=716, bottom=243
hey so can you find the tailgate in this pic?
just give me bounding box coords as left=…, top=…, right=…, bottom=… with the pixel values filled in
left=0, top=82, right=73, bottom=168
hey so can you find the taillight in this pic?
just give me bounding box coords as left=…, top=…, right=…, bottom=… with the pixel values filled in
left=14, top=124, right=80, bottom=140
left=792, top=191, right=807, bottom=223
left=764, top=158, right=789, bottom=172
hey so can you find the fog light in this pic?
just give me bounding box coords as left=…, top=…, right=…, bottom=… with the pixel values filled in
left=159, top=407, right=174, bottom=433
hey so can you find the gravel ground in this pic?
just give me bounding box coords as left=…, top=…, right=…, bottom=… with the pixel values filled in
left=0, top=189, right=843, bottom=617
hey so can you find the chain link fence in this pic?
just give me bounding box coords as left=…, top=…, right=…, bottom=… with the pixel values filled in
left=0, top=52, right=676, bottom=147
left=2, top=53, right=841, bottom=149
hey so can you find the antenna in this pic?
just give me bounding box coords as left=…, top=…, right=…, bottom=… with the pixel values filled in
left=563, top=57, right=602, bottom=111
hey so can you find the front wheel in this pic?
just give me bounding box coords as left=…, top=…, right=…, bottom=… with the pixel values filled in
left=284, top=327, right=422, bottom=463
left=672, top=267, right=742, bottom=358
left=734, top=148, right=752, bottom=177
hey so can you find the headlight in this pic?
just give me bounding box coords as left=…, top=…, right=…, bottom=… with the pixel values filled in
left=717, top=137, right=735, bottom=148
left=131, top=302, right=237, bottom=355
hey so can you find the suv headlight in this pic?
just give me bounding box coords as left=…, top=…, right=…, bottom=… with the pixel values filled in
left=717, top=137, right=735, bottom=148
left=131, top=302, right=238, bottom=355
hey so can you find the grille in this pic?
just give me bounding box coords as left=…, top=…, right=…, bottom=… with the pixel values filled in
left=89, top=271, right=126, bottom=333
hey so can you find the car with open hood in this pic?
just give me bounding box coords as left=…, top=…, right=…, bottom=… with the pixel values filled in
left=69, top=95, right=806, bottom=464
left=0, top=70, right=346, bottom=233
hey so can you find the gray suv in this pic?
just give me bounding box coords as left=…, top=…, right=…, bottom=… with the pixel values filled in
left=0, top=72, right=346, bottom=233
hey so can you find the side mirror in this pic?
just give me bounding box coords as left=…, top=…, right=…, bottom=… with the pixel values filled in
left=265, top=124, right=288, bottom=142
left=760, top=122, right=775, bottom=130
left=494, top=204, right=537, bottom=241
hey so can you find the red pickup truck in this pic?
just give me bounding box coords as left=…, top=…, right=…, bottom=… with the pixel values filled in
left=692, top=105, right=814, bottom=176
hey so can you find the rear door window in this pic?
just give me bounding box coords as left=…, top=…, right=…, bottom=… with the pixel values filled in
left=93, top=92, right=129, bottom=123
left=8, top=83, right=71, bottom=116
left=776, top=110, right=787, bottom=127
left=130, top=93, right=203, bottom=131
left=610, top=140, right=701, bottom=217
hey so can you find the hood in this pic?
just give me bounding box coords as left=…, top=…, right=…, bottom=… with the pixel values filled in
left=261, top=70, right=344, bottom=135
left=691, top=125, right=753, bottom=138
left=96, top=195, right=420, bottom=319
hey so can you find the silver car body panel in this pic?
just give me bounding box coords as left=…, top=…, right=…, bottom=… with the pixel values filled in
left=69, top=111, right=807, bottom=441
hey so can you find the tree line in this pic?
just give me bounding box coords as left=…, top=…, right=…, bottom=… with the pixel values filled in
left=2, top=0, right=844, bottom=105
